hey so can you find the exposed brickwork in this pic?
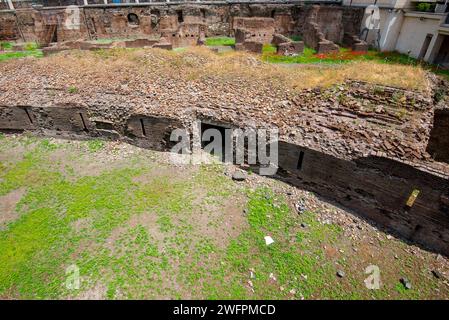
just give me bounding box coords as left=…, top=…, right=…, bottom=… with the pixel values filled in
left=1, top=3, right=364, bottom=51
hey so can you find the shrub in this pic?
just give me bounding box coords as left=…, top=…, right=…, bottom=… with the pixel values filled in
left=0, top=42, right=12, bottom=50
left=416, top=2, right=434, bottom=12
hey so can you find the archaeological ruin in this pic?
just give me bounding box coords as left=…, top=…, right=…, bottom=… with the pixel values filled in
left=1, top=1, right=449, bottom=259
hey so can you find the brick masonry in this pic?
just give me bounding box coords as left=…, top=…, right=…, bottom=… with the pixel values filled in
left=1, top=3, right=364, bottom=53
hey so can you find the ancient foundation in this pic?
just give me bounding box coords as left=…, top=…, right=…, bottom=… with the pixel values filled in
left=0, top=2, right=364, bottom=52
left=1, top=79, right=449, bottom=256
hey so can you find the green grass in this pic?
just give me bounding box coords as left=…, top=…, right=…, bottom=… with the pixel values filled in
left=261, top=45, right=449, bottom=79
left=67, top=86, right=78, bottom=94
left=205, top=37, right=236, bottom=47
left=0, top=42, right=42, bottom=62
left=262, top=44, right=277, bottom=54
left=86, top=139, right=104, bottom=152
left=0, top=135, right=447, bottom=299
left=0, top=41, right=12, bottom=50
left=0, top=50, right=43, bottom=62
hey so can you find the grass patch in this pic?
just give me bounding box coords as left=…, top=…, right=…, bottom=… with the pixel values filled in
left=0, top=41, right=12, bottom=50
left=67, top=86, right=78, bottom=94
left=0, top=135, right=447, bottom=299
left=262, top=44, right=277, bottom=54
left=86, top=139, right=104, bottom=152
left=0, top=49, right=43, bottom=62
left=205, top=37, right=235, bottom=47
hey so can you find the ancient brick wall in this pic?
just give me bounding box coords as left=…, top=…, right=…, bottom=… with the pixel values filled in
left=278, top=142, right=449, bottom=256
left=0, top=3, right=364, bottom=46
left=0, top=12, right=19, bottom=41
left=1, top=102, right=449, bottom=256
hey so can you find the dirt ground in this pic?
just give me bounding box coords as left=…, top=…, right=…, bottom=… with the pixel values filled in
left=0, top=133, right=448, bottom=299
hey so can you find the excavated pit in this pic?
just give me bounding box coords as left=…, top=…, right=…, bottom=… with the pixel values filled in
left=0, top=43, right=449, bottom=256
left=1, top=98, right=449, bottom=256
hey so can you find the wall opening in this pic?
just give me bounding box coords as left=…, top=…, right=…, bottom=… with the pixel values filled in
left=426, top=109, right=449, bottom=163
left=296, top=150, right=305, bottom=170
left=418, top=34, right=433, bottom=60
left=200, top=122, right=227, bottom=161
left=127, top=13, right=139, bottom=26
left=177, top=10, right=184, bottom=23
left=435, top=35, right=449, bottom=68
left=50, top=25, right=57, bottom=43
left=25, top=108, right=33, bottom=124
left=79, top=113, right=88, bottom=132
left=94, top=120, right=114, bottom=131
left=150, top=9, right=160, bottom=30
left=140, top=118, right=146, bottom=137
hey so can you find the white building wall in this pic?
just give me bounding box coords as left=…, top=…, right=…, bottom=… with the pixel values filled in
left=395, top=13, right=440, bottom=58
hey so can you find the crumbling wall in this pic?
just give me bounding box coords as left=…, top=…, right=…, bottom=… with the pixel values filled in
left=301, top=5, right=339, bottom=54
left=232, top=17, right=275, bottom=44
left=1, top=98, right=449, bottom=256
left=0, top=12, right=19, bottom=41
left=1, top=3, right=365, bottom=48
left=277, top=142, right=449, bottom=256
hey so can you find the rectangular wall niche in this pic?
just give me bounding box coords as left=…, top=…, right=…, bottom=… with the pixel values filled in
left=200, top=122, right=228, bottom=162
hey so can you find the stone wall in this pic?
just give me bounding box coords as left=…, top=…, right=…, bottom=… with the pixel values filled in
left=0, top=3, right=364, bottom=48
left=278, top=142, right=449, bottom=256
left=0, top=11, right=19, bottom=41
left=1, top=102, right=449, bottom=256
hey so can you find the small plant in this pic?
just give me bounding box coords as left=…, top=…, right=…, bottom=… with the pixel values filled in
left=39, top=139, right=58, bottom=151
left=67, top=86, right=78, bottom=94
left=416, top=2, right=434, bottom=12
left=23, top=42, right=39, bottom=51
left=0, top=42, right=12, bottom=50
left=373, top=86, right=385, bottom=95
left=434, top=87, right=446, bottom=103
left=87, top=139, right=104, bottom=152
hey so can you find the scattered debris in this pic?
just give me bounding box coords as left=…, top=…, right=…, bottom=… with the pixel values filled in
left=249, top=268, right=256, bottom=279
left=232, top=171, right=247, bottom=181
left=269, top=273, right=277, bottom=282
left=295, top=200, right=306, bottom=214
left=400, top=277, right=412, bottom=290
left=264, top=236, right=275, bottom=245
left=336, top=270, right=345, bottom=278
left=432, top=270, right=443, bottom=280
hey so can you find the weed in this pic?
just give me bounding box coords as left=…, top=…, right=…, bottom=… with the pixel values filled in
left=86, top=139, right=104, bottom=152
left=67, top=86, right=78, bottom=94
